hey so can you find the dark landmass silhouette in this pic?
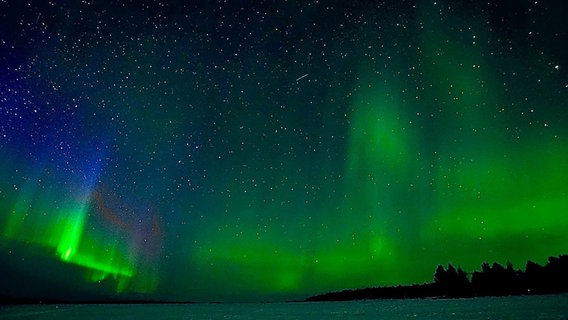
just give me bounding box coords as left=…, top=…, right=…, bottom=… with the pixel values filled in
left=0, top=294, right=194, bottom=305
left=3, top=255, right=568, bottom=304
left=307, top=254, right=568, bottom=301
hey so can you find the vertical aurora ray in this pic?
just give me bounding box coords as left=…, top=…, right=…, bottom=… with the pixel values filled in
left=411, top=1, right=568, bottom=270
left=56, top=204, right=88, bottom=262
left=53, top=189, right=137, bottom=283
left=0, top=148, right=161, bottom=294
left=332, top=59, right=425, bottom=287
left=49, top=185, right=165, bottom=293
left=3, top=174, right=42, bottom=241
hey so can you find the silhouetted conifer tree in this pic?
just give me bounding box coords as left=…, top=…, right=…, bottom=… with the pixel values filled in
left=525, top=260, right=544, bottom=293
left=434, top=264, right=470, bottom=297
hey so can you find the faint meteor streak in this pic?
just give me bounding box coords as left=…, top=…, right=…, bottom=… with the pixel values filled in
left=295, top=73, right=308, bottom=81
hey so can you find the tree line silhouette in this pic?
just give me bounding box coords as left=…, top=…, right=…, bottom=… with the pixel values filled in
left=307, top=254, right=568, bottom=301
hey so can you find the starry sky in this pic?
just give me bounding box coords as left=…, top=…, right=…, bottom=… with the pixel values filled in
left=1, top=0, right=568, bottom=302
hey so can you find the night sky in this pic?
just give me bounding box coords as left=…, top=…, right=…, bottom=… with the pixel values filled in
left=1, top=0, right=568, bottom=302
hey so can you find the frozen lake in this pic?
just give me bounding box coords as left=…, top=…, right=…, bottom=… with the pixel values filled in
left=1, top=294, right=567, bottom=319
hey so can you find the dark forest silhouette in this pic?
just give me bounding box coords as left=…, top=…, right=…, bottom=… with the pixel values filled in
left=307, top=255, right=568, bottom=301
left=3, top=255, right=568, bottom=304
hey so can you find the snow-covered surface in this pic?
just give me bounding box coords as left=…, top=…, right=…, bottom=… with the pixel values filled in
left=1, top=294, right=567, bottom=319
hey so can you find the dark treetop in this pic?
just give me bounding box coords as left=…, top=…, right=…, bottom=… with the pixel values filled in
left=307, top=255, right=568, bottom=301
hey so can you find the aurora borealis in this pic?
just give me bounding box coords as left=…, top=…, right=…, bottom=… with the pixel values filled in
left=1, top=0, right=568, bottom=302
